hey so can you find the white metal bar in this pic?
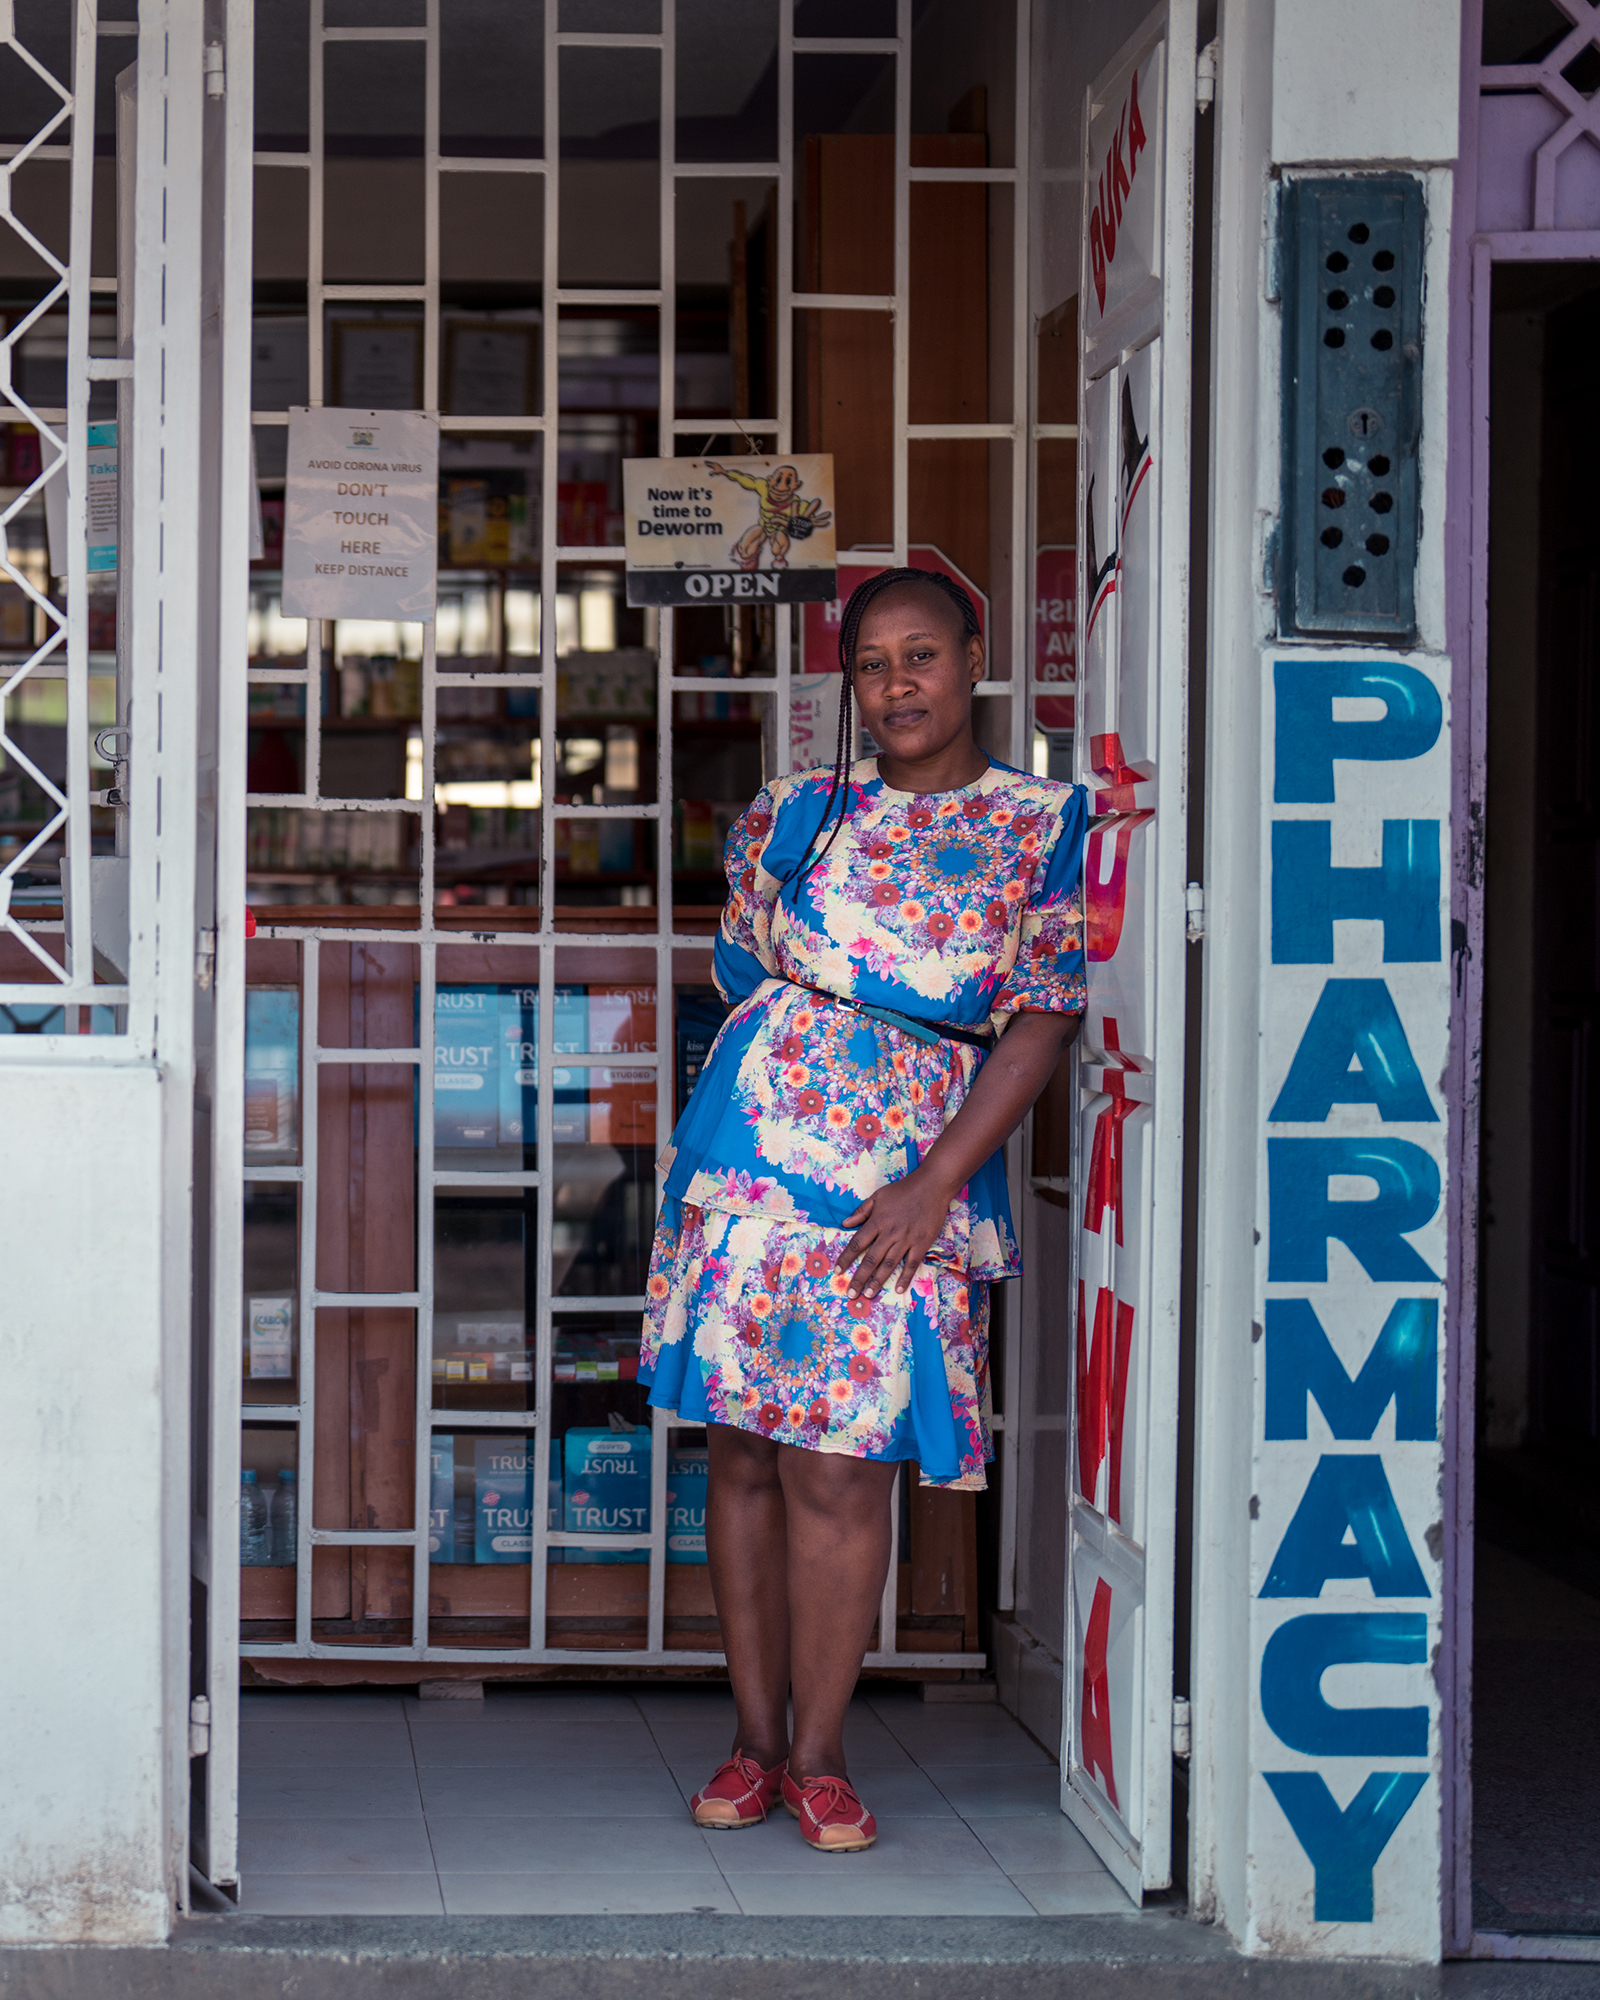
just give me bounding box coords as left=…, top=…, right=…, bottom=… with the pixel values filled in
left=307, top=0, right=324, bottom=409
left=204, top=0, right=259, bottom=1892
left=528, top=0, right=560, bottom=1663
left=434, top=669, right=545, bottom=684
left=320, top=284, right=428, bottom=301
left=295, top=937, right=319, bottom=1653
left=892, top=0, right=909, bottom=566
left=774, top=0, right=794, bottom=766
left=436, top=157, right=546, bottom=174
left=413, top=1, right=441, bottom=1650
left=312, top=1046, right=423, bottom=1063
left=428, top=1409, right=533, bottom=1428
left=906, top=423, right=1018, bottom=439
left=423, top=0, right=440, bottom=423
left=671, top=418, right=779, bottom=434
left=673, top=161, right=779, bottom=179
left=1034, top=423, right=1079, bottom=439
left=309, top=1529, right=420, bottom=1545
left=61, top=0, right=95, bottom=998
left=244, top=795, right=425, bottom=811
left=240, top=1643, right=986, bottom=1668
left=432, top=1170, right=543, bottom=1187
left=555, top=31, right=663, bottom=46
left=323, top=24, right=426, bottom=38
left=1009, top=0, right=1032, bottom=766
left=311, top=1290, right=424, bottom=1307
left=790, top=291, right=895, bottom=312
left=130, top=0, right=210, bottom=1896
left=554, top=288, right=663, bottom=305
left=908, top=166, right=1019, bottom=183
left=549, top=803, right=661, bottom=819
left=439, top=414, right=547, bottom=430
left=792, top=36, right=898, bottom=52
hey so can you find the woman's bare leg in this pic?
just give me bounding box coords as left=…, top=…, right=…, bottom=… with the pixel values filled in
left=705, top=1423, right=791, bottom=1767
left=779, top=1448, right=900, bottom=1780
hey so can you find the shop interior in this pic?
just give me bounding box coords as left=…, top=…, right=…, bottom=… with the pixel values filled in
left=0, top=0, right=1141, bottom=1918
left=1475, top=261, right=1600, bottom=1939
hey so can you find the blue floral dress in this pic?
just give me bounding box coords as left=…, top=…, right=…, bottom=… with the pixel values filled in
left=640, top=757, right=1088, bottom=1489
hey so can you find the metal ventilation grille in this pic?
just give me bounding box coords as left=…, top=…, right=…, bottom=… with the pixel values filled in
left=1279, top=176, right=1423, bottom=643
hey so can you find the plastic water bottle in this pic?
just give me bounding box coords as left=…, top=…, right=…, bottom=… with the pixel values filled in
left=240, top=1470, right=270, bottom=1566
left=269, top=1468, right=298, bottom=1566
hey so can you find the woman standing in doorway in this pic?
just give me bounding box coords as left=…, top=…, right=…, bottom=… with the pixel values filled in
left=639, top=568, right=1087, bottom=1852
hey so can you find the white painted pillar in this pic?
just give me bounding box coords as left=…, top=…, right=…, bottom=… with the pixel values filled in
left=0, top=1070, right=168, bottom=1943
left=0, top=0, right=209, bottom=1944
left=1191, top=0, right=1463, bottom=1960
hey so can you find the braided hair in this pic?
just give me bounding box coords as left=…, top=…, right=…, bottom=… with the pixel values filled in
left=785, top=565, right=984, bottom=891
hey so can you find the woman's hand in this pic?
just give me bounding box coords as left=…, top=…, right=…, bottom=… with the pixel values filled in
left=837, top=1166, right=958, bottom=1299
left=834, top=1012, right=1083, bottom=1300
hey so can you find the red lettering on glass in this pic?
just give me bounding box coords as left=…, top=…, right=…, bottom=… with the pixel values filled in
left=1076, top=1280, right=1135, bottom=1523
left=1087, top=63, right=1150, bottom=322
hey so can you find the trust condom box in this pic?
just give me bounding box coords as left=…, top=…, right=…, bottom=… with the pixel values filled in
left=453, top=1437, right=560, bottom=1565
left=429, top=1436, right=453, bottom=1557
left=563, top=1427, right=651, bottom=1563
left=667, top=1444, right=708, bottom=1565
left=430, top=985, right=589, bottom=1162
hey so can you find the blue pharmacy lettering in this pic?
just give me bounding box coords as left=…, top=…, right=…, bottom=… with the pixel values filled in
left=1267, top=1138, right=1441, bottom=1282
left=1260, top=1455, right=1429, bottom=1598
left=1260, top=1612, right=1429, bottom=1755
left=1271, top=821, right=1440, bottom=964
left=1273, top=660, right=1442, bottom=804
left=1264, top=1771, right=1428, bottom=1923
left=1264, top=1299, right=1438, bottom=1441
left=1269, top=980, right=1437, bottom=1123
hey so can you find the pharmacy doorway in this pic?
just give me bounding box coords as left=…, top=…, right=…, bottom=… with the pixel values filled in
left=210, top=0, right=1192, bottom=1925
left=1473, top=263, right=1600, bottom=1943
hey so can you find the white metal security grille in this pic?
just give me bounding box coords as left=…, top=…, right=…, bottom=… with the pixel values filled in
left=0, top=0, right=119, bottom=1019
left=235, top=0, right=1041, bottom=1675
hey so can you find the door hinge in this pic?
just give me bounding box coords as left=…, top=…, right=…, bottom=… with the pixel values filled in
left=196, top=927, right=217, bottom=990
left=189, top=1695, right=212, bottom=1758
left=1185, top=881, right=1206, bottom=942
left=1195, top=38, right=1218, bottom=110
left=203, top=43, right=225, bottom=97
left=1172, top=1695, right=1192, bottom=1759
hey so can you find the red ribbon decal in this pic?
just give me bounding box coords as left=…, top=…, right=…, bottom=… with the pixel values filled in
left=1079, top=1576, right=1118, bottom=1808
left=1083, top=1080, right=1135, bottom=1241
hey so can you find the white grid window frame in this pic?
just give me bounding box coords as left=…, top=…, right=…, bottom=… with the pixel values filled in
left=234, top=0, right=1045, bottom=1672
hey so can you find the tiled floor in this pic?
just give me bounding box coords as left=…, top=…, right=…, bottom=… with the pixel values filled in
left=236, top=1685, right=1136, bottom=1917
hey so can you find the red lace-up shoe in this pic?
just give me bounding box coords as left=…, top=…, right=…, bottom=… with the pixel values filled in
left=690, top=1752, right=787, bottom=1829
left=782, top=1768, right=878, bottom=1852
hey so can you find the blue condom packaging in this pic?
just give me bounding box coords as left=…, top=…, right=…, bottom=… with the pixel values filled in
left=433, top=986, right=511, bottom=1160
left=563, top=1427, right=651, bottom=1562
left=667, top=1445, right=709, bottom=1564
left=474, top=1437, right=533, bottom=1563
left=429, top=1435, right=453, bottom=1557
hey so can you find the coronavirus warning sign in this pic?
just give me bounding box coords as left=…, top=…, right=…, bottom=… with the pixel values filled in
left=282, top=406, right=439, bottom=622
left=622, top=454, right=836, bottom=606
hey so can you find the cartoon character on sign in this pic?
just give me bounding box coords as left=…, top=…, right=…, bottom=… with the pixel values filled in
left=706, top=461, right=832, bottom=572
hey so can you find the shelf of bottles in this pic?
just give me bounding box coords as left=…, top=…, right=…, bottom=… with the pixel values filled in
left=246, top=567, right=771, bottom=915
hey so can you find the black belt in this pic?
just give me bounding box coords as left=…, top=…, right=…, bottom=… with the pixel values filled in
left=788, top=981, right=995, bottom=1053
